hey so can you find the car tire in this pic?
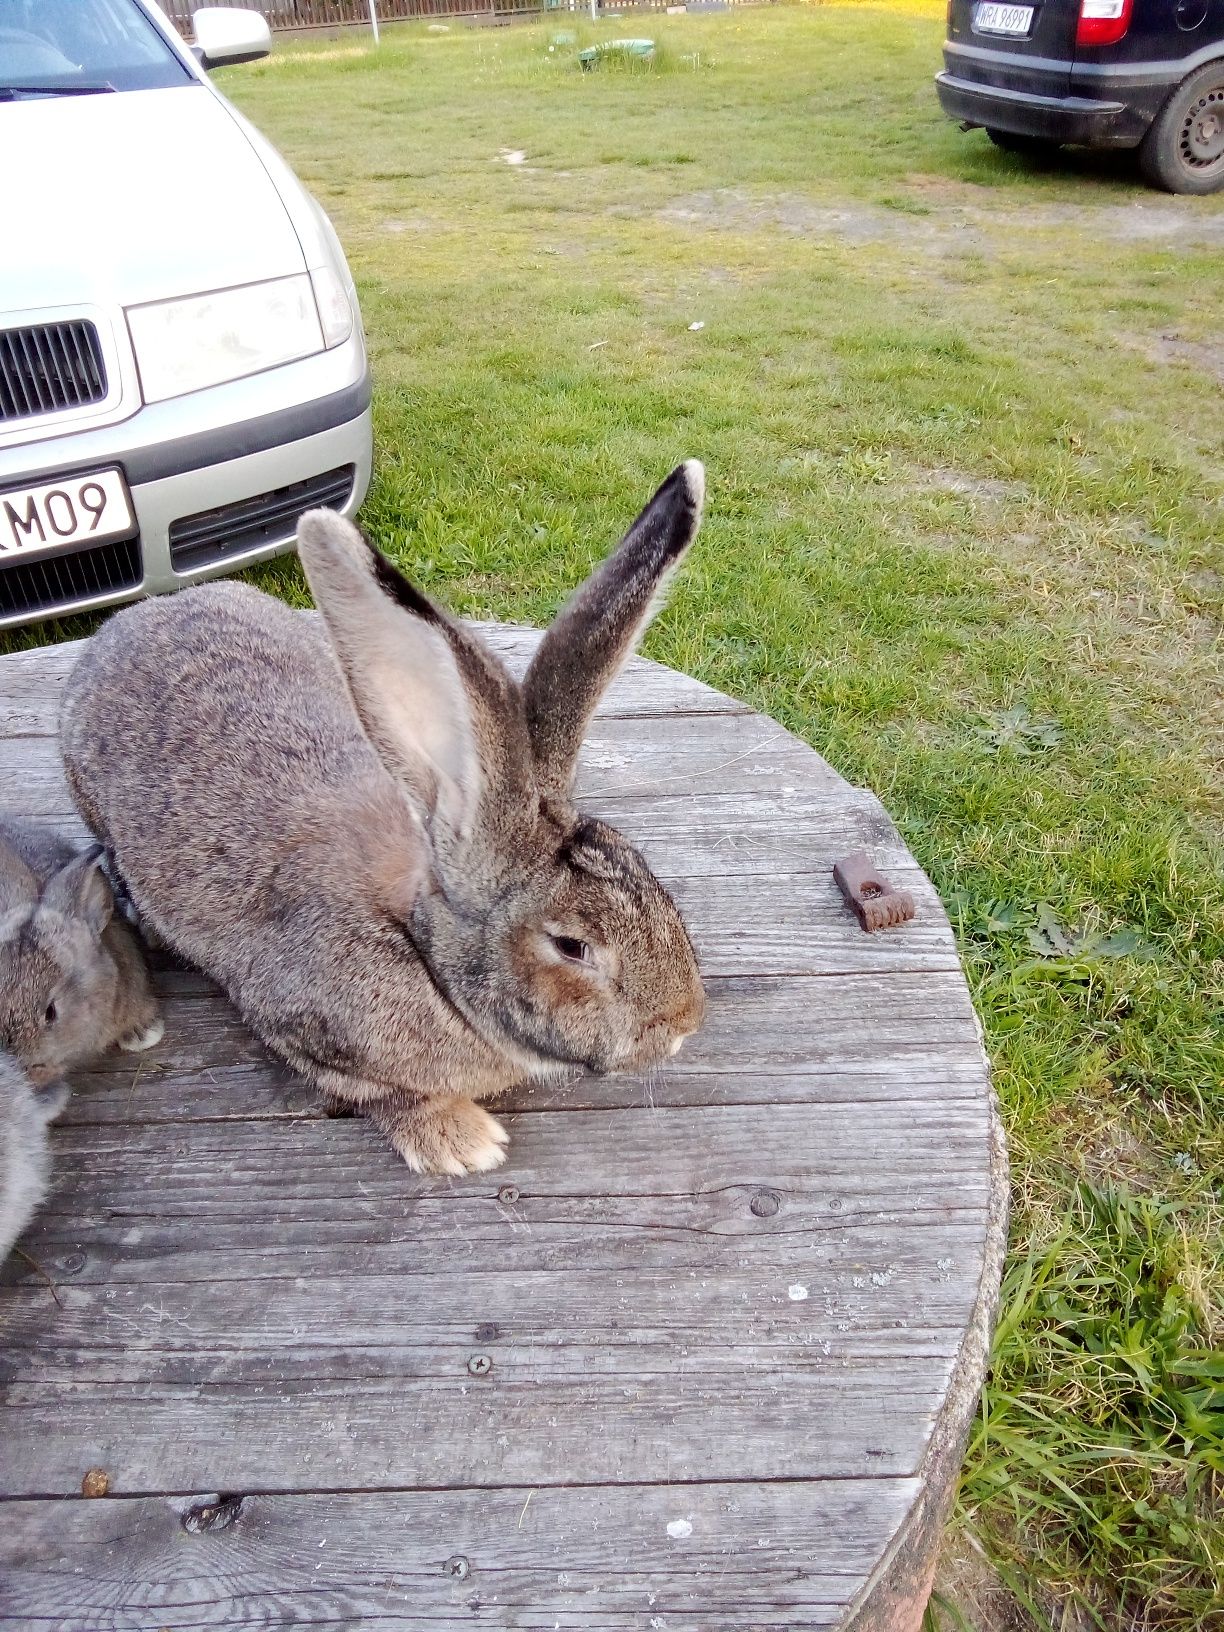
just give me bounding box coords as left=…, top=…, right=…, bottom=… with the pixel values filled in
left=986, top=128, right=1062, bottom=157
left=1138, top=61, right=1224, bottom=194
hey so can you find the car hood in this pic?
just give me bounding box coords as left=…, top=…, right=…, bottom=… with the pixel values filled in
left=0, top=85, right=307, bottom=317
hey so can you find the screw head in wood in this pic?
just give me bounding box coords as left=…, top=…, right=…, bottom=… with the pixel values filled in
left=446, top=1555, right=471, bottom=1579
left=750, top=1189, right=780, bottom=1218
left=59, top=1252, right=86, bottom=1275
left=497, top=1185, right=520, bottom=1204
left=467, top=1353, right=492, bottom=1376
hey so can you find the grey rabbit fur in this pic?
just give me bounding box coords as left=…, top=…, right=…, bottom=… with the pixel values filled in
left=0, top=818, right=163, bottom=1088
left=60, top=461, right=708, bottom=1175
left=0, top=1053, right=68, bottom=1262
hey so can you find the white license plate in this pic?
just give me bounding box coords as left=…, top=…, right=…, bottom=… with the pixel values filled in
left=974, top=1, right=1035, bottom=32
left=0, top=468, right=134, bottom=559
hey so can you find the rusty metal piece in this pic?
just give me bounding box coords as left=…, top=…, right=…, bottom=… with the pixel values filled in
left=833, top=851, right=916, bottom=933
left=81, top=1467, right=110, bottom=1498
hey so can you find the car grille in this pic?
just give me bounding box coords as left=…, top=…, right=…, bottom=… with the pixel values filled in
left=0, top=321, right=107, bottom=424
left=168, top=465, right=355, bottom=572
left=0, top=537, right=141, bottom=622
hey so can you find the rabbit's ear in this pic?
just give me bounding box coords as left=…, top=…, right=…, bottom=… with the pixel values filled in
left=0, top=833, right=39, bottom=921
left=297, top=510, right=482, bottom=844
left=41, top=845, right=113, bottom=937
left=523, top=461, right=704, bottom=797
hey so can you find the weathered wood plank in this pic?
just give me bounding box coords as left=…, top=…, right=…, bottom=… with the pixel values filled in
left=675, top=871, right=957, bottom=973
left=0, top=706, right=848, bottom=803
left=2, top=757, right=921, bottom=886
left=0, top=624, right=749, bottom=739
left=578, top=709, right=847, bottom=797
left=9, top=1199, right=990, bottom=1295
left=7, top=1097, right=991, bottom=1285
left=0, top=1350, right=958, bottom=1496
left=581, top=787, right=909, bottom=882
left=4, top=770, right=933, bottom=900
left=0, top=1479, right=921, bottom=1631
left=40, top=967, right=985, bottom=1138
left=36, top=1093, right=992, bottom=1217
left=4, top=1257, right=978, bottom=1384
left=111, top=957, right=979, bottom=1060
left=55, top=1048, right=988, bottom=1131
left=0, top=640, right=79, bottom=737
left=0, top=709, right=828, bottom=825
left=672, top=972, right=985, bottom=1075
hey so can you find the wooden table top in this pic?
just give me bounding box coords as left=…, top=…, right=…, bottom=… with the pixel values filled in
left=0, top=625, right=1005, bottom=1632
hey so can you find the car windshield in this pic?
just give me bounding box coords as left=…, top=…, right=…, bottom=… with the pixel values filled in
left=0, top=0, right=192, bottom=95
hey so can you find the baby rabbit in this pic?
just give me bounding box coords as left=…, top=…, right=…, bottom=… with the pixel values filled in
left=60, top=462, right=707, bottom=1176
left=0, top=820, right=162, bottom=1088
left=0, top=1053, right=68, bottom=1262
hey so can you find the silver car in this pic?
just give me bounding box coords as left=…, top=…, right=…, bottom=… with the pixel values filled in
left=0, top=1, right=372, bottom=630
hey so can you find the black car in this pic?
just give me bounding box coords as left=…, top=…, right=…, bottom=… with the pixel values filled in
left=936, top=0, right=1224, bottom=192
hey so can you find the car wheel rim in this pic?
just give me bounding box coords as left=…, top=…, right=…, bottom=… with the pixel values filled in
left=1179, top=87, right=1224, bottom=169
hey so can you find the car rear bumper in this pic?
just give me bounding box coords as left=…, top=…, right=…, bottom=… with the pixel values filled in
left=0, top=350, right=372, bottom=630
left=935, top=70, right=1147, bottom=145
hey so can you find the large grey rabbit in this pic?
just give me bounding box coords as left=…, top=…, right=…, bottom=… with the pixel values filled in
left=0, top=1054, right=68, bottom=1262
left=0, top=819, right=162, bottom=1088
left=59, top=462, right=707, bottom=1174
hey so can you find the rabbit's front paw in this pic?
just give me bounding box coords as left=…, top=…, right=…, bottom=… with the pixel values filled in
left=38, top=1081, right=72, bottom=1122
left=118, top=1015, right=165, bottom=1053
left=386, top=1096, right=509, bottom=1176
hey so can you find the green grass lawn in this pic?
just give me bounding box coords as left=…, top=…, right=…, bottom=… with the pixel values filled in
left=10, top=4, right=1222, bottom=1624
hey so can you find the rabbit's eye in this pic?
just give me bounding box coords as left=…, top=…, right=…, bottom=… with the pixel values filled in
left=44, top=1000, right=58, bottom=1026
left=551, top=934, right=591, bottom=965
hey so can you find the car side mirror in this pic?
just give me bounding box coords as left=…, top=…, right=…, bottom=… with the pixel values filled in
left=191, top=6, right=272, bottom=70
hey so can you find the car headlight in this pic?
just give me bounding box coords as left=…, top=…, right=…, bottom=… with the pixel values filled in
left=310, top=264, right=355, bottom=350
left=127, top=274, right=326, bottom=404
